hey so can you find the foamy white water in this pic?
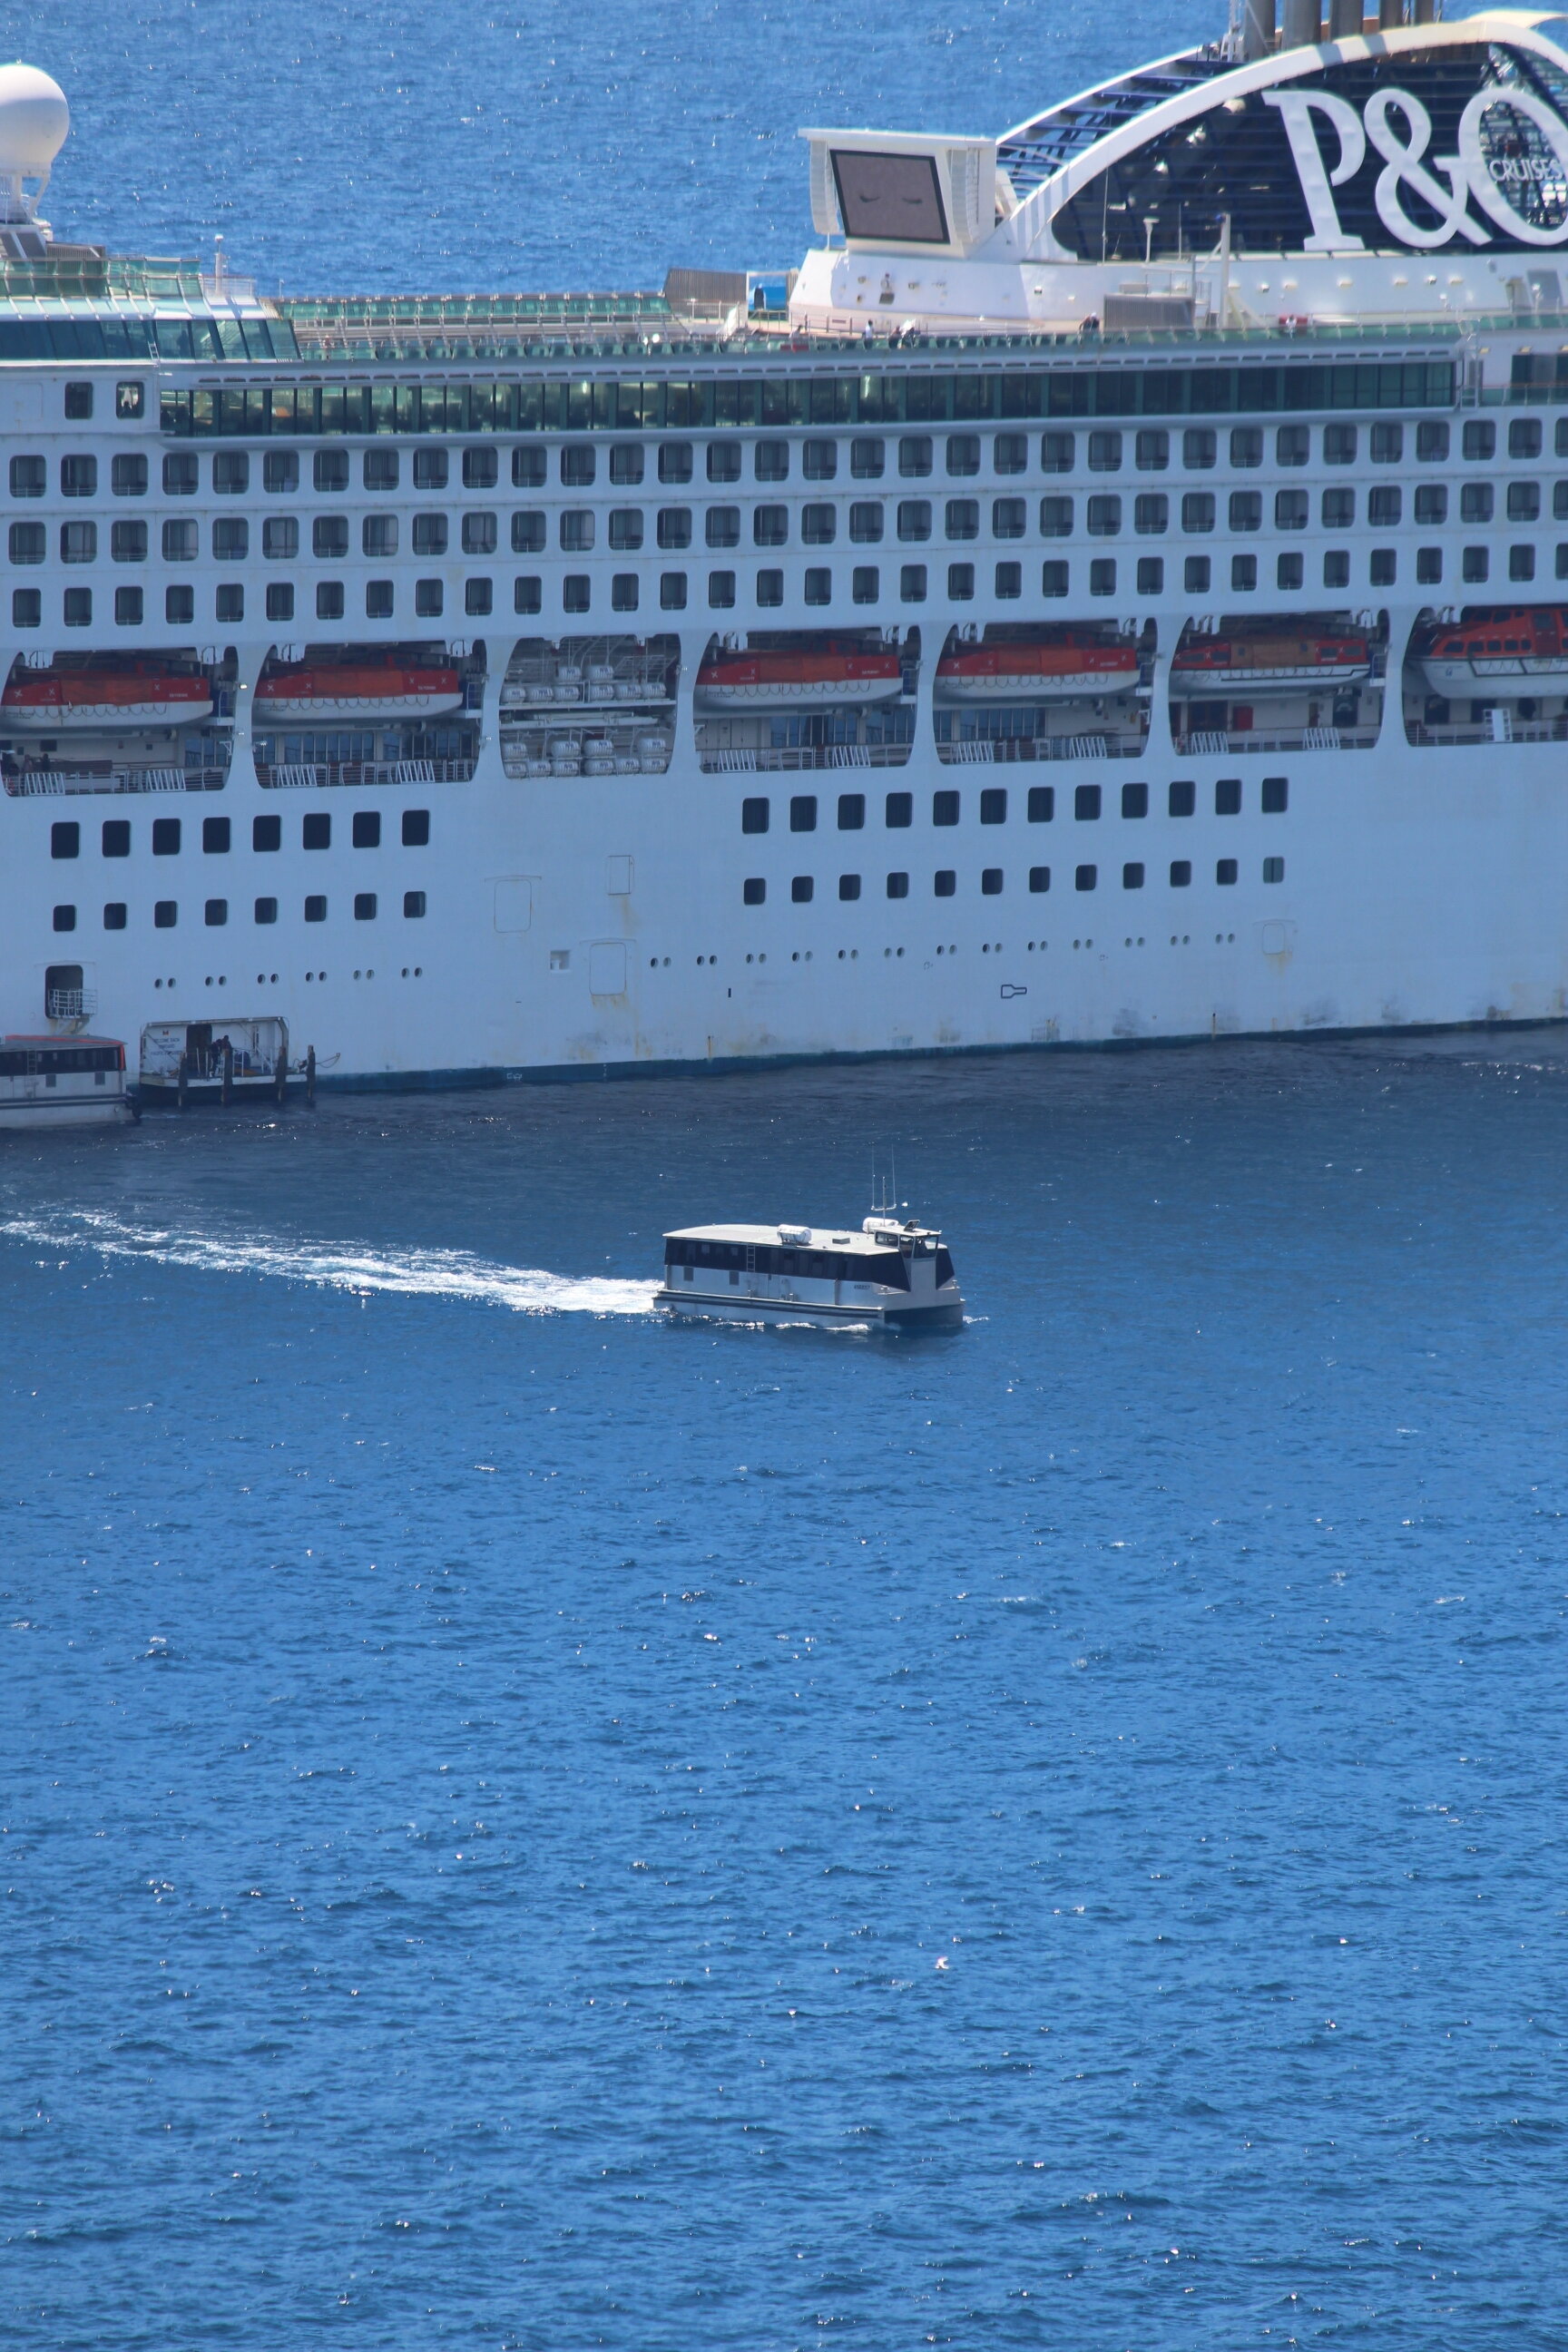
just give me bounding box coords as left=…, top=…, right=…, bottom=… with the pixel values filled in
left=0, top=1210, right=660, bottom=1316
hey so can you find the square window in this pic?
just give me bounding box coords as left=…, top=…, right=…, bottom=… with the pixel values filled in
left=103, top=902, right=127, bottom=929
left=264, top=451, right=299, bottom=493
left=52, top=903, right=76, bottom=931
left=899, top=564, right=926, bottom=603
left=1170, top=859, right=1191, bottom=887
left=611, top=575, right=639, bottom=612
left=64, top=381, right=93, bottom=420
left=367, top=580, right=394, bottom=619
left=659, top=443, right=694, bottom=485
left=852, top=565, right=879, bottom=604
left=1216, top=858, right=1238, bottom=885
left=401, top=809, right=430, bottom=846
left=980, top=788, right=1006, bottom=824
left=304, top=895, right=327, bottom=922
left=1263, top=856, right=1285, bottom=884
left=354, top=892, right=377, bottom=920
left=204, top=897, right=228, bottom=926
left=980, top=867, right=1003, bottom=896
left=153, top=899, right=177, bottom=928
left=515, top=576, right=544, bottom=613
left=789, top=794, right=818, bottom=833
left=934, top=869, right=956, bottom=897
left=709, top=569, right=736, bottom=609
left=466, top=577, right=494, bottom=615
left=202, top=817, right=230, bottom=853
left=1074, top=864, right=1096, bottom=891
left=947, top=562, right=975, bottom=601
left=1121, top=781, right=1148, bottom=818
left=1183, top=556, right=1210, bottom=594
left=462, top=446, right=498, bottom=490
left=103, top=821, right=131, bottom=857
left=804, top=566, right=831, bottom=604
left=564, top=574, right=591, bottom=612
left=403, top=890, right=426, bottom=918
left=560, top=446, right=596, bottom=487
left=415, top=579, right=445, bottom=616
left=114, top=585, right=142, bottom=626
left=851, top=437, right=886, bottom=479
left=253, top=816, right=281, bottom=851
left=1261, top=777, right=1289, bottom=813
left=313, top=449, right=348, bottom=492
left=1136, top=556, right=1163, bottom=595
left=837, top=793, right=865, bottom=830
left=1074, top=784, right=1102, bottom=820
left=1122, top=862, right=1144, bottom=889
left=995, top=561, right=1021, bottom=600
left=790, top=875, right=813, bottom=904
left=1169, top=779, right=1195, bottom=816
left=838, top=873, right=861, bottom=901
left=743, top=876, right=766, bottom=906
left=1323, top=551, right=1350, bottom=589
left=660, top=573, right=687, bottom=610
left=315, top=582, right=343, bottom=621
left=885, top=791, right=912, bottom=828
left=1028, top=866, right=1050, bottom=893
left=267, top=583, right=296, bottom=622
left=1027, top=786, right=1054, bottom=821
left=706, top=443, right=741, bottom=485
left=742, top=797, right=769, bottom=835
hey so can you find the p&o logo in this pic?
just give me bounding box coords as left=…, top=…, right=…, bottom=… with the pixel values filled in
left=1264, top=82, right=1568, bottom=250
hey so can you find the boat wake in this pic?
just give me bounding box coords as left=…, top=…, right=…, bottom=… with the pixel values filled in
left=0, top=1210, right=660, bottom=1317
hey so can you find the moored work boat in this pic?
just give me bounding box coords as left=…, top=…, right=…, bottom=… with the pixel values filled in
left=657, top=1216, right=963, bottom=1329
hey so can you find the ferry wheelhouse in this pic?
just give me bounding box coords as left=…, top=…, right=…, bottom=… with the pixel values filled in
left=2, top=9, right=1568, bottom=1090
left=658, top=1217, right=963, bottom=1329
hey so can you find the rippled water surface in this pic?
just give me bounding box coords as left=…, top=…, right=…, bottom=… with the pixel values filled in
left=5, top=1035, right=1568, bottom=2350
left=1, top=0, right=1563, bottom=2340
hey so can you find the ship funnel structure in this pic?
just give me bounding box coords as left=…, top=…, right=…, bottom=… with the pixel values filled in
left=1280, top=0, right=1318, bottom=49
left=1242, top=0, right=1276, bottom=63
left=0, top=63, right=67, bottom=235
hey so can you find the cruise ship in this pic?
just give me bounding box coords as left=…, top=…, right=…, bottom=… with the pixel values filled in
left=5, top=5, right=1568, bottom=1090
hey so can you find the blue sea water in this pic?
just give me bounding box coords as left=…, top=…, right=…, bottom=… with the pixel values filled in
left=2, top=0, right=1565, bottom=2342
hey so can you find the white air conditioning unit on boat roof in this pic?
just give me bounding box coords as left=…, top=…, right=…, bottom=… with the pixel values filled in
left=801, top=127, right=1005, bottom=256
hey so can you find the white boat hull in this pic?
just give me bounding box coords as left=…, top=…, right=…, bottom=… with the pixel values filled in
left=695, top=676, right=902, bottom=712
left=655, top=1285, right=963, bottom=1330
left=2, top=697, right=213, bottom=731
left=1419, top=658, right=1568, bottom=694
left=256, top=692, right=465, bottom=721
left=936, top=667, right=1138, bottom=703
left=1170, top=663, right=1369, bottom=696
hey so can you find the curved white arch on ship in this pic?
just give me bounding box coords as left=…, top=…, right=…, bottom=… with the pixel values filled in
left=983, top=10, right=1568, bottom=266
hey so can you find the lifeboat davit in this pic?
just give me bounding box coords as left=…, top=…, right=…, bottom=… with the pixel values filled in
left=936, top=634, right=1139, bottom=703
left=694, top=646, right=902, bottom=713
left=255, top=662, right=465, bottom=721
left=1419, top=606, right=1568, bottom=697
left=2, top=666, right=214, bottom=731
left=1169, top=632, right=1371, bottom=695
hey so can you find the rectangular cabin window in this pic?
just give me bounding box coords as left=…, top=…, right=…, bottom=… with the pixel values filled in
left=263, top=516, right=298, bottom=560
left=994, top=433, right=1027, bottom=475
left=1417, top=421, right=1449, bottom=462
left=838, top=792, right=865, bottom=830
left=657, top=508, right=692, bottom=550
left=1134, top=493, right=1167, bottom=535
left=1321, top=487, right=1355, bottom=529
left=363, top=448, right=399, bottom=490
left=112, top=454, right=148, bottom=497
left=1182, top=429, right=1216, bottom=471
left=992, top=496, right=1025, bottom=540
left=162, top=452, right=198, bottom=495
left=899, top=435, right=934, bottom=477
left=609, top=444, right=644, bottom=485
left=61, top=456, right=97, bottom=497
left=659, top=443, right=694, bottom=485
left=1041, top=431, right=1073, bottom=475
left=512, top=447, right=545, bottom=488
left=9, top=455, right=44, bottom=497
left=1276, top=425, right=1309, bottom=466
left=363, top=514, right=398, bottom=557
left=753, top=505, right=788, bottom=547
left=461, top=513, right=497, bottom=554
left=1371, top=421, right=1404, bottom=463
left=213, top=518, right=249, bottom=562
left=1181, top=493, right=1214, bottom=534
left=1275, top=488, right=1308, bottom=530
left=462, top=446, right=498, bottom=489
left=560, top=446, right=596, bottom=486
left=315, top=451, right=350, bottom=492
left=1087, top=430, right=1122, bottom=473
left=706, top=442, right=741, bottom=484
left=1136, top=429, right=1169, bottom=472
left=706, top=506, right=740, bottom=548
left=311, top=515, right=347, bottom=559
left=264, top=450, right=299, bottom=493
left=803, top=439, right=838, bottom=480
left=213, top=451, right=250, bottom=494
left=1324, top=424, right=1357, bottom=465
left=8, top=521, right=44, bottom=564
left=1229, top=491, right=1261, bottom=533
left=111, top=520, right=147, bottom=564
left=1460, top=484, right=1493, bottom=524
left=946, top=434, right=981, bottom=476
left=513, top=511, right=547, bottom=553
left=560, top=511, right=596, bottom=553
left=1463, top=420, right=1495, bottom=462
left=754, top=440, right=789, bottom=481
left=61, top=522, right=96, bottom=564
left=413, top=514, right=448, bottom=554
left=849, top=502, right=884, bottom=544
left=415, top=447, right=449, bottom=489
left=606, top=509, right=642, bottom=551
left=802, top=503, right=837, bottom=544
left=851, top=437, right=886, bottom=478
left=1230, top=426, right=1262, bottom=468
left=1040, top=495, right=1073, bottom=538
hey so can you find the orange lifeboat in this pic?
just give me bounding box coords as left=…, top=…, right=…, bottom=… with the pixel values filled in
left=694, top=643, right=902, bottom=713
left=1170, top=632, right=1371, bottom=694
left=2, top=664, right=214, bottom=731
left=1419, top=606, right=1568, bottom=696
left=936, top=632, right=1139, bottom=703
left=255, top=662, right=465, bottom=722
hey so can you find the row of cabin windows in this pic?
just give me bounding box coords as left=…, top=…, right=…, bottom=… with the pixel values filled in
left=18, top=482, right=1561, bottom=568
left=24, top=416, right=1544, bottom=509
left=52, top=892, right=428, bottom=931
left=741, top=779, right=1287, bottom=832
left=740, top=858, right=1285, bottom=904
left=50, top=810, right=430, bottom=858
left=11, top=579, right=497, bottom=627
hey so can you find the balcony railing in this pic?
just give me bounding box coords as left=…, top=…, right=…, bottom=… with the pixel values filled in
left=698, top=741, right=912, bottom=773
left=256, top=757, right=475, bottom=789
left=936, top=730, right=1143, bottom=764
left=1407, top=718, right=1568, bottom=747
left=5, top=764, right=215, bottom=798
left=45, top=987, right=97, bottom=1021
left=1171, top=727, right=1378, bottom=756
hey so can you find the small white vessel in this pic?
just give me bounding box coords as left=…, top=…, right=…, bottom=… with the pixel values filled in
left=0, top=1035, right=133, bottom=1127
left=657, top=1214, right=963, bottom=1330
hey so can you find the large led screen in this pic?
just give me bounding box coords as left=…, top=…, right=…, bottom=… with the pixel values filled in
left=831, top=150, right=950, bottom=244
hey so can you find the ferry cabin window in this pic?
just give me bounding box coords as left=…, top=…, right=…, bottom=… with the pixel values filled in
left=946, top=436, right=980, bottom=477
left=901, top=563, right=926, bottom=603
left=980, top=789, right=1005, bottom=824
left=268, top=583, right=295, bottom=620
left=838, top=873, right=860, bottom=901
left=1182, top=493, right=1213, bottom=534
left=933, top=790, right=959, bottom=827
left=609, top=575, right=636, bottom=611
left=1277, top=554, right=1303, bottom=592
left=103, top=820, right=130, bottom=857
left=112, top=455, right=147, bottom=496
left=265, top=451, right=299, bottom=493
left=254, top=897, right=278, bottom=924
left=1261, top=778, right=1288, bottom=814
left=103, top=903, right=126, bottom=929
left=849, top=504, right=883, bottom=544
left=305, top=897, right=327, bottom=923
left=1074, top=865, right=1096, bottom=892
left=1122, top=863, right=1144, bottom=890
left=1461, top=485, right=1493, bottom=524
left=1217, top=860, right=1238, bottom=887
left=1276, top=489, right=1308, bottom=531
left=213, top=452, right=249, bottom=495
left=1029, top=866, right=1050, bottom=892
left=116, top=380, right=145, bottom=420
left=789, top=795, right=817, bottom=833
left=1215, top=779, right=1241, bottom=816
left=51, top=822, right=79, bottom=859
left=1074, top=784, right=1101, bottom=820
left=352, top=811, right=380, bottom=848
left=514, top=447, right=546, bottom=488
left=203, top=817, right=230, bottom=854
left=1122, top=782, right=1148, bottom=818
left=1087, top=431, right=1122, bottom=474
left=754, top=505, right=788, bottom=547
left=152, top=818, right=181, bottom=855
left=205, top=898, right=228, bottom=926
left=1169, top=780, right=1195, bottom=816
left=605, top=511, right=639, bottom=551
left=404, top=891, right=426, bottom=918
left=743, top=877, right=766, bottom=905
left=838, top=793, right=865, bottom=830
left=60, top=520, right=96, bottom=564
left=52, top=905, right=75, bottom=932
left=981, top=868, right=1003, bottom=896
left=9, top=522, right=43, bottom=564
left=9, top=456, right=43, bottom=497
left=254, top=814, right=281, bottom=852
left=934, top=869, right=956, bottom=897
left=1170, top=860, right=1191, bottom=887
left=1043, top=561, right=1068, bottom=598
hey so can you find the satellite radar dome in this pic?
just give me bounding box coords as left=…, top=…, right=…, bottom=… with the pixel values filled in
left=0, top=64, right=66, bottom=225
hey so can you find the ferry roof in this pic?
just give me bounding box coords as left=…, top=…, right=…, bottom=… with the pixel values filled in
left=667, top=1221, right=940, bottom=1252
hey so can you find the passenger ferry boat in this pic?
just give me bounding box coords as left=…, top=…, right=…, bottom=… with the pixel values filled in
left=0, top=1033, right=132, bottom=1123
left=658, top=1215, right=963, bottom=1328
left=5, top=6, right=1568, bottom=1089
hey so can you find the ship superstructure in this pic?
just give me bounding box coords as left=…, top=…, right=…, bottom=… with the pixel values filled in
left=5, top=14, right=1568, bottom=1088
